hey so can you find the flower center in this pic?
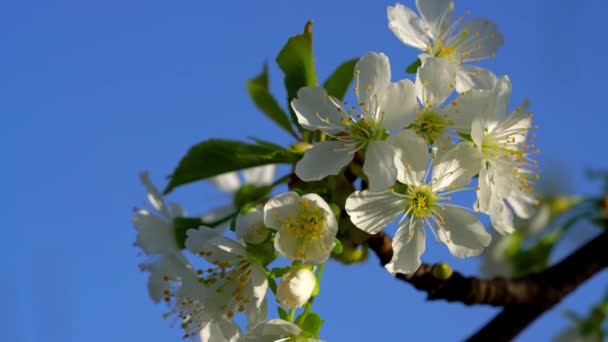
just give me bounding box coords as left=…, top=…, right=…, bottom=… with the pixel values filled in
left=430, top=27, right=472, bottom=64
left=411, top=110, right=451, bottom=144
left=280, top=198, right=327, bottom=258
left=193, top=250, right=254, bottom=319
left=348, top=117, right=388, bottom=141
left=405, top=184, right=438, bottom=219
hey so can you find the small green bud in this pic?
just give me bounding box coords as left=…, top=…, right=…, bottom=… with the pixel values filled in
left=290, top=141, right=313, bottom=154
left=432, top=263, right=453, bottom=279
left=329, top=203, right=341, bottom=219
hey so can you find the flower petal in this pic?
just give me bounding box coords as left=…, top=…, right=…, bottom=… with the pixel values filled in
left=452, top=18, right=504, bottom=62
left=387, top=3, right=429, bottom=51
left=431, top=142, right=482, bottom=191
left=437, top=206, right=491, bottom=258
left=209, top=171, right=241, bottom=192
left=388, top=129, right=429, bottom=186
left=345, top=190, right=405, bottom=234
left=185, top=227, right=248, bottom=261
left=139, top=171, right=170, bottom=217
left=263, top=191, right=300, bottom=230
left=133, top=209, right=176, bottom=254
left=242, top=165, right=276, bottom=186
left=295, top=141, right=354, bottom=181
left=386, top=221, right=426, bottom=274
left=454, top=64, right=498, bottom=92
left=416, top=57, right=456, bottom=109
left=355, top=52, right=391, bottom=118
left=363, top=140, right=398, bottom=192
left=291, top=86, right=348, bottom=135
left=378, top=79, right=418, bottom=130
left=415, top=0, right=454, bottom=39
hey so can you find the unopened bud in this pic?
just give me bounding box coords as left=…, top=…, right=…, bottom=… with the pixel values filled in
left=291, top=141, right=313, bottom=154
left=276, top=268, right=316, bottom=309
left=235, top=206, right=270, bottom=245
left=432, top=262, right=453, bottom=279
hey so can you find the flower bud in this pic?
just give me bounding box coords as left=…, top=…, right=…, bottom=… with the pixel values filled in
left=235, top=206, right=270, bottom=245
left=276, top=268, right=316, bottom=309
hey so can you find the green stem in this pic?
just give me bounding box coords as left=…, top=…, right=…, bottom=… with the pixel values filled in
left=287, top=308, right=296, bottom=322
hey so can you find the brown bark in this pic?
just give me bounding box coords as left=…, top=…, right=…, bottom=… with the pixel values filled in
left=367, top=230, right=608, bottom=339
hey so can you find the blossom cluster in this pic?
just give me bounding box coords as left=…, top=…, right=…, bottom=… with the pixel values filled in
left=133, top=0, right=540, bottom=340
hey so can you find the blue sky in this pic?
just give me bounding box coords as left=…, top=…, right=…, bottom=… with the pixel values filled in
left=1, top=0, right=607, bottom=341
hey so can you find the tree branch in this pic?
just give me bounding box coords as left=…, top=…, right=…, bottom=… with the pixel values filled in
left=368, top=230, right=608, bottom=308
left=467, top=229, right=608, bottom=341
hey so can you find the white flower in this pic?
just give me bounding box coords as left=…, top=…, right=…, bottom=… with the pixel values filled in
left=133, top=171, right=184, bottom=255
left=388, top=0, right=504, bottom=91
left=291, top=52, right=418, bottom=191
left=157, top=252, right=242, bottom=341
left=133, top=172, right=191, bottom=303
left=235, top=205, right=271, bottom=245
left=480, top=232, right=516, bottom=277
left=276, top=268, right=317, bottom=309
left=205, top=165, right=277, bottom=224
left=241, top=319, right=323, bottom=342
left=451, top=76, right=538, bottom=234
left=346, top=134, right=490, bottom=274
left=409, top=57, right=458, bottom=144
left=184, top=227, right=269, bottom=327
left=264, top=192, right=338, bottom=264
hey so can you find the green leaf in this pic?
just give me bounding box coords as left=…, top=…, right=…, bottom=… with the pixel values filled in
left=276, top=20, right=318, bottom=130
left=323, top=58, right=358, bottom=101
left=300, top=312, right=324, bottom=338
left=406, top=58, right=422, bottom=74
left=247, top=63, right=298, bottom=138
left=277, top=306, right=289, bottom=320
left=173, top=214, right=236, bottom=248
left=164, top=139, right=298, bottom=194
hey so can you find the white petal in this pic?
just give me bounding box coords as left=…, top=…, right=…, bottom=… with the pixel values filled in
left=386, top=221, right=426, bottom=274
left=144, top=252, right=191, bottom=303
left=416, top=57, right=456, bottom=109
left=438, top=206, right=491, bottom=258
left=291, top=86, right=348, bottom=135
left=302, top=193, right=340, bottom=262
left=235, top=206, right=270, bottom=245
left=246, top=265, right=269, bottom=325
left=295, top=141, right=354, bottom=181
left=454, top=65, right=498, bottom=92
left=488, top=198, right=515, bottom=235
left=475, top=165, right=491, bottom=213
left=139, top=171, right=169, bottom=218
left=415, top=0, right=454, bottom=39
left=345, top=190, right=405, bottom=234
left=355, top=52, right=391, bottom=117
left=201, top=319, right=242, bottom=342
left=388, top=129, right=429, bottom=186
left=363, top=141, right=398, bottom=192
left=245, top=319, right=302, bottom=340
left=378, top=79, right=418, bottom=130
left=527, top=204, right=550, bottom=235
left=263, top=192, right=301, bottom=230
left=452, top=18, right=504, bottom=62
left=185, top=227, right=247, bottom=261
left=448, top=88, right=496, bottom=134
left=387, top=4, right=429, bottom=51
left=431, top=142, right=482, bottom=191
left=133, top=210, right=176, bottom=254
left=209, top=172, right=241, bottom=192
left=242, top=165, right=276, bottom=186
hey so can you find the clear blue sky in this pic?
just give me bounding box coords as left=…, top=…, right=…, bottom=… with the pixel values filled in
left=1, top=0, right=607, bottom=341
